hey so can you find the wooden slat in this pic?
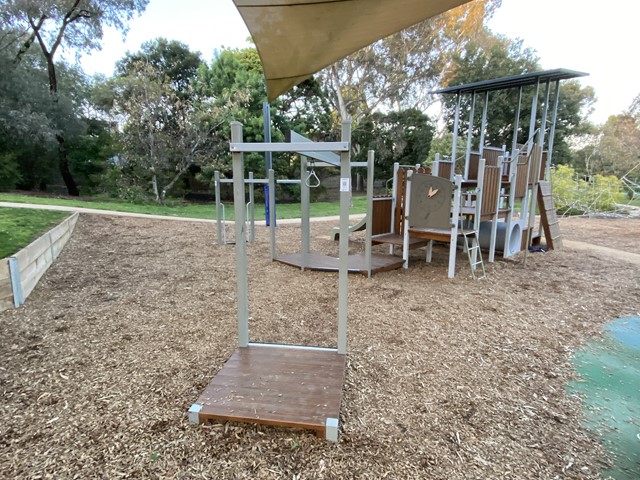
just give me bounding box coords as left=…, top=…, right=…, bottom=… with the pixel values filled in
left=537, top=181, right=562, bottom=249
left=195, top=345, right=346, bottom=434
left=481, top=165, right=501, bottom=217
left=371, top=196, right=392, bottom=235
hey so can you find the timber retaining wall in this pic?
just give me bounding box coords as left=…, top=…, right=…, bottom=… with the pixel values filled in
left=0, top=212, right=79, bottom=312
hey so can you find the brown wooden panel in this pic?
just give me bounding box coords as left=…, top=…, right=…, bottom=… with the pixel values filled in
left=436, top=161, right=453, bottom=181
left=537, top=181, right=562, bottom=249
left=514, top=154, right=529, bottom=199
left=467, top=153, right=480, bottom=180
left=481, top=165, right=501, bottom=217
left=195, top=345, right=346, bottom=434
left=481, top=148, right=502, bottom=166
left=372, top=197, right=392, bottom=235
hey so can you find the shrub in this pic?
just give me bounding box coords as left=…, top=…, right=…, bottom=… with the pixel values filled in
left=550, top=165, right=625, bottom=215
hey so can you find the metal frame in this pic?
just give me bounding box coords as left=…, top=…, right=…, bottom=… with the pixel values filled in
left=227, top=120, right=352, bottom=441
left=434, top=68, right=588, bottom=254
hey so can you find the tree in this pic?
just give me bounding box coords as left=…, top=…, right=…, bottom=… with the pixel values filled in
left=353, top=109, right=435, bottom=179
left=116, top=37, right=201, bottom=98
left=5, top=0, right=149, bottom=195
left=319, top=0, right=502, bottom=124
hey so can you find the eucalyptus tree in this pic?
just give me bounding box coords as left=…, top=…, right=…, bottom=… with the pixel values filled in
left=318, top=0, right=502, bottom=124
left=4, top=0, right=149, bottom=195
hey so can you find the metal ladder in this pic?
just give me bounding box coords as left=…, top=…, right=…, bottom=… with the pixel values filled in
left=462, top=230, right=486, bottom=280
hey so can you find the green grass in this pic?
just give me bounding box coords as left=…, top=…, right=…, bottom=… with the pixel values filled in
left=0, top=208, right=70, bottom=258
left=0, top=192, right=368, bottom=221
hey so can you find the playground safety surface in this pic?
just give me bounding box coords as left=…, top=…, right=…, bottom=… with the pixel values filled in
left=1, top=213, right=638, bottom=479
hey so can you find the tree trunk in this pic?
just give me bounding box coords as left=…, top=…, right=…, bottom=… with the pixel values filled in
left=45, top=55, right=79, bottom=196
left=151, top=175, right=160, bottom=202
left=55, top=134, right=79, bottom=196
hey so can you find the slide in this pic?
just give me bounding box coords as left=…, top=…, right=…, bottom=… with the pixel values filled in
left=330, top=216, right=367, bottom=241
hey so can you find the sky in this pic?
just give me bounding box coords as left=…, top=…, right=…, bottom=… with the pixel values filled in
left=75, top=0, right=640, bottom=125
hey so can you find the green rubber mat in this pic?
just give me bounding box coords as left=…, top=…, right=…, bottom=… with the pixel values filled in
left=569, top=316, right=640, bottom=479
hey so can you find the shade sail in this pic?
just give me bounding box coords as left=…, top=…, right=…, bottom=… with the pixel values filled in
left=233, top=0, right=472, bottom=101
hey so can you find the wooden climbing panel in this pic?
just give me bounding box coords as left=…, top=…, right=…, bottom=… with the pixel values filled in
left=537, top=181, right=562, bottom=249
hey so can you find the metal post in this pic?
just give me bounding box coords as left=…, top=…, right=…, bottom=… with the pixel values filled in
left=214, top=170, right=223, bottom=245
left=365, top=150, right=374, bottom=278
left=230, top=122, right=249, bottom=348
left=263, top=102, right=272, bottom=174
left=527, top=81, right=540, bottom=154
left=478, top=91, right=489, bottom=160
left=268, top=169, right=276, bottom=262
left=300, top=155, right=310, bottom=269
left=546, top=80, right=561, bottom=179
left=511, top=87, right=523, bottom=158
left=8, top=257, right=24, bottom=307
left=337, top=119, right=352, bottom=355
left=522, top=81, right=541, bottom=224
left=464, top=92, right=476, bottom=179
left=451, top=92, right=461, bottom=166
left=248, top=171, right=255, bottom=242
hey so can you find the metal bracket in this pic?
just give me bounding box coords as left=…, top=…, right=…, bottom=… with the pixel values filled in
left=188, top=404, right=202, bottom=424
left=325, top=417, right=339, bottom=442
left=8, top=257, right=24, bottom=308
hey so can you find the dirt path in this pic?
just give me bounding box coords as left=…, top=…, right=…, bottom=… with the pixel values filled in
left=564, top=239, right=640, bottom=265
left=1, top=213, right=639, bottom=479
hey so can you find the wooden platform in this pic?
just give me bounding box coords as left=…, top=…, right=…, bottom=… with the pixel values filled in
left=274, top=252, right=404, bottom=275
left=372, top=233, right=430, bottom=248
left=190, top=344, right=346, bottom=438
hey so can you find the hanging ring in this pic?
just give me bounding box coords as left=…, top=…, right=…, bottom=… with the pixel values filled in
left=305, top=161, right=321, bottom=188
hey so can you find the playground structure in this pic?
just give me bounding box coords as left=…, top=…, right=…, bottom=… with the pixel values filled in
left=430, top=69, right=587, bottom=255
left=189, top=120, right=355, bottom=441
left=213, top=171, right=300, bottom=245
left=334, top=69, right=587, bottom=276
left=213, top=130, right=405, bottom=277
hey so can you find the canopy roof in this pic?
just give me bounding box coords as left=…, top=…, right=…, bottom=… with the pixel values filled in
left=233, top=0, right=472, bottom=101
left=431, top=68, right=589, bottom=95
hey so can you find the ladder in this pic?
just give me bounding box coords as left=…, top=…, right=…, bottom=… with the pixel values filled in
left=462, top=230, right=486, bottom=280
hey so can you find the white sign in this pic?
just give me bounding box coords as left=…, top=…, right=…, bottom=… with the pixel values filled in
left=340, top=177, right=351, bottom=192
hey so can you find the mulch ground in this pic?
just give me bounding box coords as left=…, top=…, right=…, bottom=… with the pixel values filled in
left=1, top=214, right=639, bottom=479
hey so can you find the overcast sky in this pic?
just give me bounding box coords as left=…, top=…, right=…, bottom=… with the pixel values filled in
left=74, top=0, right=640, bottom=124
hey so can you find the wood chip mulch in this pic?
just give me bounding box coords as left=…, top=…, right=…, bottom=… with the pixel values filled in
left=1, top=214, right=639, bottom=479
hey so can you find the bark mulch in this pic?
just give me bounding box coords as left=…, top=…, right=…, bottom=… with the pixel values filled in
left=1, top=214, right=639, bottom=479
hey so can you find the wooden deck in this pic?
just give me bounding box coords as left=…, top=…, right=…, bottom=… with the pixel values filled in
left=191, top=344, right=346, bottom=437
left=274, top=252, right=404, bottom=275
left=372, top=233, right=430, bottom=248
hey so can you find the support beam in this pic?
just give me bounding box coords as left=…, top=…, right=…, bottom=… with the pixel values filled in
left=248, top=171, right=255, bottom=242
left=464, top=92, right=476, bottom=179
left=451, top=92, right=461, bottom=166
left=478, top=91, right=489, bottom=160
left=365, top=150, right=374, bottom=278
left=231, top=122, right=249, bottom=348
left=511, top=86, right=523, bottom=158
left=337, top=120, right=352, bottom=355
left=301, top=155, right=310, bottom=270
left=269, top=169, right=276, bottom=262
left=546, top=80, right=561, bottom=179
left=214, top=170, right=223, bottom=246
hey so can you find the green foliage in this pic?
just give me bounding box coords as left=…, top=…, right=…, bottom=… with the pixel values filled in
left=0, top=208, right=69, bottom=258
left=353, top=109, right=435, bottom=179
left=550, top=164, right=626, bottom=215
left=0, top=153, right=22, bottom=191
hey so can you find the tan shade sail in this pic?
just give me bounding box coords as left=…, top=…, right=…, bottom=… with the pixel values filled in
left=233, top=0, right=472, bottom=101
